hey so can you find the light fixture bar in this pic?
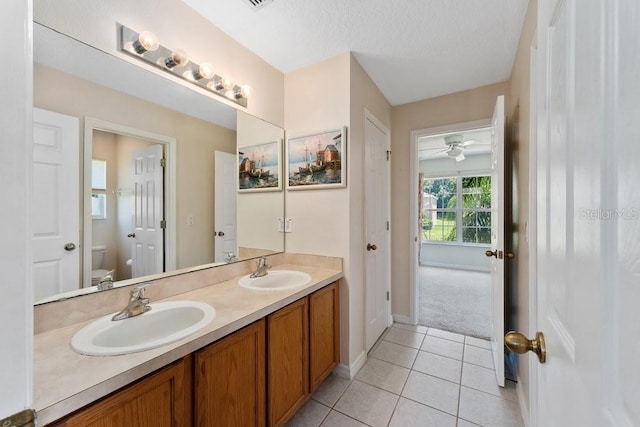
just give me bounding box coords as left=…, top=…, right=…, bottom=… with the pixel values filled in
left=118, top=24, right=249, bottom=108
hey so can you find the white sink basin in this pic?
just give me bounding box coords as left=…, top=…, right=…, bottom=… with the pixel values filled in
left=71, top=301, right=215, bottom=356
left=238, top=270, right=312, bottom=291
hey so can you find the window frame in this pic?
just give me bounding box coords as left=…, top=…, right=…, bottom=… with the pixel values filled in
left=422, top=173, right=492, bottom=246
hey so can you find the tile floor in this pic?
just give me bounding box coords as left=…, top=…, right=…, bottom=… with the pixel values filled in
left=287, top=324, right=524, bottom=427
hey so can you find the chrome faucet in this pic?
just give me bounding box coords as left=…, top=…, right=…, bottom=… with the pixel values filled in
left=96, top=271, right=114, bottom=291
left=250, top=256, right=271, bottom=278
left=112, top=283, right=153, bottom=321
left=224, top=252, right=237, bottom=263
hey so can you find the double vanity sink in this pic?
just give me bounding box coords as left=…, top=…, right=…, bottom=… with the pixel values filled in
left=70, top=270, right=313, bottom=356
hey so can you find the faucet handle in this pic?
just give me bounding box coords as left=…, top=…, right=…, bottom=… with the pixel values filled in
left=131, top=282, right=154, bottom=299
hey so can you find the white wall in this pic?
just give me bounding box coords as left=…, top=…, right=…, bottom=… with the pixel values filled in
left=0, top=0, right=33, bottom=418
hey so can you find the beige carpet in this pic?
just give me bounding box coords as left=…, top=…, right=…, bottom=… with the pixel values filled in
left=418, top=266, right=491, bottom=339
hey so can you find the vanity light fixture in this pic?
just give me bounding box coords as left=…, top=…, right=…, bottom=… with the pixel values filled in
left=118, top=24, right=250, bottom=107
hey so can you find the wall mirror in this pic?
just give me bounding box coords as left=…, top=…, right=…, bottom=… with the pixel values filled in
left=33, top=22, right=285, bottom=304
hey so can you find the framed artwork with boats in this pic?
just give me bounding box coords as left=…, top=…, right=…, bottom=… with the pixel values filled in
left=286, top=127, right=347, bottom=190
left=238, top=140, right=282, bottom=192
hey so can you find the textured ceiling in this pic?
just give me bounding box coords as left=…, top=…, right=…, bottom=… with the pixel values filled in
left=182, top=0, right=529, bottom=106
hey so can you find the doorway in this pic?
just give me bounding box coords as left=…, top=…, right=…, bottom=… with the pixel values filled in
left=83, top=118, right=177, bottom=288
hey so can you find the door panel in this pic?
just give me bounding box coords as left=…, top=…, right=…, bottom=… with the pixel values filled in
left=535, top=0, right=640, bottom=425
left=214, top=151, right=237, bottom=263
left=32, top=108, right=79, bottom=301
left=365, top=116, right=391, bottom=351
left=131, top=145, right=164, bottom=278
left=489, top=95, right=505, bottom=387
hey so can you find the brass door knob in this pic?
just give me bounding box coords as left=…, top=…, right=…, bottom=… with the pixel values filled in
left=367, top=243, right=377, bottom=251
left=505, top=251, right=515, bottom=259
left=505, top=331, right=546, bottom=364
left=485, top=249, right=497, bottom=258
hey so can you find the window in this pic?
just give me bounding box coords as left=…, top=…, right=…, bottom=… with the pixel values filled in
left=422, top=175, right=491, bottom=244
left=92, top=159, right=107, bottom=220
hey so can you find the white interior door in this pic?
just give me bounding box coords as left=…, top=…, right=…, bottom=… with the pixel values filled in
left=534, top=0, right=640, bottom=425
left=214, top=151, right=237, bottom=262
left=365, top=114, right=391, bottom=351
left=131, top=144, right=164, bottom=277
left=488, top=95, right=506, bottom=387
left=32, top=108, right=80, bottom=301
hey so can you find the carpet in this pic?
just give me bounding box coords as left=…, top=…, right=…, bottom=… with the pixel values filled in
left=418, top=266, right=491, bottom=339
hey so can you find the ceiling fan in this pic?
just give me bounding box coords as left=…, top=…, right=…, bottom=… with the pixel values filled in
left=419, top=133, right=488, bottom=162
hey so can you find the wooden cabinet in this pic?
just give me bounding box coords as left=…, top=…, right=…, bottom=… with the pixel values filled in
left=195, top=319, right=266, bottom=427
left=267, top=298, right=309, bottom=427
left=49, top=280, right=340, bottom=427
left=309, top=281, right=340, bottom=392
left=52, top=356, right=192, bottom=427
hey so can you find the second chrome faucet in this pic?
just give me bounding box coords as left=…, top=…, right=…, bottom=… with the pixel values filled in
left=112, top=283, right=153, bottom=321
left=250, top=256, right=271, bottom=278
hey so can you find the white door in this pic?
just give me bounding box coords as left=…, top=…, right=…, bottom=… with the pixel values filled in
left=214, top=151, right=237, bottom=262
left=32, top=108, right=80, bottom=301
left=534, top=0, right=640, bottom=425
left=365, top=114, right=391, bottom=351
left=488, top=95, right=506, bottom=386
left=131, top=144, right=164, bottom=277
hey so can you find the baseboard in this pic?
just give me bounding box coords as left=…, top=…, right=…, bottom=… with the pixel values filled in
left=516, top=375, right=530, bottom=427
left=392, top=314, right=414, bottom=325
left=420, top=262, right=490, bottom=273
left=334, top=350, right=367, bottom=380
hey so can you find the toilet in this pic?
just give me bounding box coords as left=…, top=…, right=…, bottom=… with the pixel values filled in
left=91, top=245, right=113, bottom=286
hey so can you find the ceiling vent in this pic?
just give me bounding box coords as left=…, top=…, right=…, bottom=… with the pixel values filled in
left=241, top=0, right=275, bottom=11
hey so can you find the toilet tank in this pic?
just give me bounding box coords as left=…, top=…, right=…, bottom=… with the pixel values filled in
left=91, top=245, right=107, bottom=269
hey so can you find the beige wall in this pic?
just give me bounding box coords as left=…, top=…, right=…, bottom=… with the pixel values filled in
left=284, top=53, right=391, bottom=371
left=34, top=0, right=284, bottom=126
left=34, top=64, right=236, bottom=274
left=390, top=82, right=510, bottom=318
left=507, top=0, right=537, bottom=413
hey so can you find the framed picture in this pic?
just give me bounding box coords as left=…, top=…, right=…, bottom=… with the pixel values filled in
left=238, top=140, right=282, bottom=192
left=286, top=127, right=347, bottom=190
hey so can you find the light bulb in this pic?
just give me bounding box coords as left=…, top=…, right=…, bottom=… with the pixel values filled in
left=193, top=62, right=214, bottom=80
left=164, top=49, right=189, bottom=69
left=208, top=77, right=234, bottom=91
left=221, top=78, right=234, bottom=90
left=133, top=31, right=159, bottom=54
left=239, top=84, right=252, bottom=98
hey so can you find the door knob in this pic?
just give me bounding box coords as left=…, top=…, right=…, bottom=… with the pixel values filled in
left=505, top=331, right=546, bottom=364
left=127, top=233, right=136, bottom=238
left=215, top=231, right=225, bottom=237
left=64, top=243, right=76, bottom=251
left=367, top=243, right=377, bottom=251
left=505, top=251, right=515, bottom=259
left=485, top=249, right=497, bottom=258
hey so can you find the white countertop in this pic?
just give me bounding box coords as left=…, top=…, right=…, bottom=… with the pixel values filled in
left=34, top=263, right=342, bottom=424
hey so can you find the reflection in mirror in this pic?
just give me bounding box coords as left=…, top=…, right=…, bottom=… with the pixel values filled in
left=33, top=23, right=285, bottom=304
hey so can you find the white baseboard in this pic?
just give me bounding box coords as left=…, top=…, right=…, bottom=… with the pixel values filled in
left=392, top=314, right=414, bottom=325
left=334, top=350, right=367, bottom=380
left=516, top=375, right=530, bottom=427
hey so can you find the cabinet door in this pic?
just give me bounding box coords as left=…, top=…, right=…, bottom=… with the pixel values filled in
left=267, top=298, right=309, bottom=427
left=53, top=357, right=191, bottom=427
left=195, top=319, right=266, bottom=427
left=309, top=281, right=340, bottom=392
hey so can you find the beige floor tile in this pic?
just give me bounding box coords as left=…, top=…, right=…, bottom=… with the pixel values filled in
left=401, top=371, right=460, bottom=416
left=370, top=340, right=419, bottom=368
left=421, top=335, right=464, bottom=360
left=394, top=323, right=429, bottom=334
left=463, top=345, right=495, bottom=370
left=355, top=357, right=410, bottom=394
left=427, top=328, right=465, bottom=343
left=334, top=380, right=399, bottom=427
left=383, top=327, right=426, bottom=349
left=461, top=363, right=518, bottom=402
left=413, top=350, right=462, bottom=383
left=320, top=410, right=368, bottom=427
left=458, top=386, right=524, bottom=427
left=465, top=336, right=491, bottom=349
left=389, top=397, right=457, bottom=427
left=311, top=373, right=351, bottom=407
left=286, top=399, right=331, bottom=427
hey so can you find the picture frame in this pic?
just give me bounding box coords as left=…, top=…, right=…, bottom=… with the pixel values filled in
left=238, top=139, right=282, bottom=192
left=286, top=127, right=347, bottom=190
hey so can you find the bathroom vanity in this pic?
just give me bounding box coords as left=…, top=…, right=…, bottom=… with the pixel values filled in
left=34, top=254, right=342, bottom=426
